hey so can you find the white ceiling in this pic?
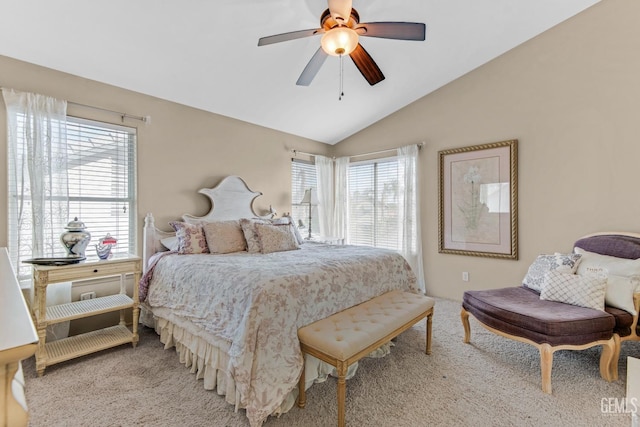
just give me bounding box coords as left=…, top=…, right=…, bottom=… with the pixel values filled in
left=0, top=0, right=599, bottom=145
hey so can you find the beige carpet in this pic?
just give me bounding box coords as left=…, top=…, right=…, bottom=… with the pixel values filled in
left=23, top=298, right=638, bottom=426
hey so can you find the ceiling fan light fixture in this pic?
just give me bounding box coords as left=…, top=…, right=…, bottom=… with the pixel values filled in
left=321, top=27, right=358, bottom=56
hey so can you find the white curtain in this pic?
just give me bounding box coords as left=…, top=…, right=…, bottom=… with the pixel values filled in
left=333, top=156, right=349, bottom=242
left=3, top=89, right=69, bottom=263
left=315, top=155, right=334, bottom=237
left=3, top=89, right=71, bottom=339
left=397, top=144, right=425, bottom=292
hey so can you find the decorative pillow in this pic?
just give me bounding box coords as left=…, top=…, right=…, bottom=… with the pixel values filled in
left=202, top=220, right=247, bottom=254
left=239, top=218, right=270, bottom=253
left=604, top=275, right=639, bottom=315
left=169, top=221, right=209, bottom=254
left=255, top=222, right=300, bottom=254
left=522, top=253, right=582, bottom=292
left=275, top=215, right=304, bottom=245
left=574, top=247, right=640, bottom=314
left=160, top=235, right=179, bottom=251
left=574, top=247, right=640, bottom=278
left=540, top=270, right=607, bottom=311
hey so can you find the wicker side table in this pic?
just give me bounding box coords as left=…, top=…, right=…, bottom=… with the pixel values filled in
left=31, top=255, right=141, bottom=376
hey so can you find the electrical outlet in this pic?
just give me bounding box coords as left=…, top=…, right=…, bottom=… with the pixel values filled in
left=462, top=272, right=469, bottom=282
left=80, top=291, right=97, bottom=301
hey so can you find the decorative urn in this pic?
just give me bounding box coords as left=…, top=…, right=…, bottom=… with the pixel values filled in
left=60, top=217, right=91, bottom=258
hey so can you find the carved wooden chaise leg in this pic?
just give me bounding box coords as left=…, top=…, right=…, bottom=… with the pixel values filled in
left=461, top=308, right=471, bottom=344
left=539, top=343, right=553, bottom=394
left=610, top=334, right=621, bottom=381
left=599, top=337, right=616, bottom=382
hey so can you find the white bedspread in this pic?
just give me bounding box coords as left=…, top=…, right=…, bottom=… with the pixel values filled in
left=145, top=243, right=418, bottom=427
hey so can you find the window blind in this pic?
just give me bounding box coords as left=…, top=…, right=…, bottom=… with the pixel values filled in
left=347, top=158, right=400, bottom=250
left=66, top=117, right=137, bottom=257
left=8, top=116, right=137, bottom=280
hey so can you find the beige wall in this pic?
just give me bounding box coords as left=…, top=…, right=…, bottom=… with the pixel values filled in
left=0, top=55, right=330, bottom=252
left=2, top=0, right=639, bottom=305
left=333, top=0, right=640, bottom=300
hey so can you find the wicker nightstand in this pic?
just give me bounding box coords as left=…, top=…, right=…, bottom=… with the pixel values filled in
left=31, top=254, right=141, bottom=376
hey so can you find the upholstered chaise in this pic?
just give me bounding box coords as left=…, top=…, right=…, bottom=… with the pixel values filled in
left=461, top=233, right=640, bottom=394
left=461, top=287, right=616, bottom=394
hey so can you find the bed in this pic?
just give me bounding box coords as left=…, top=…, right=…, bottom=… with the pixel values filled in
left=139, top=176, right=419, bottom=427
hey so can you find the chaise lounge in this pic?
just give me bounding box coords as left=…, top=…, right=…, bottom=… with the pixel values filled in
left=461, top=232, right=640, bottom=393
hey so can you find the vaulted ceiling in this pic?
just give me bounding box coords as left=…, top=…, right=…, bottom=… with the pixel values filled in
left=0, top=0, right=599, bottom=144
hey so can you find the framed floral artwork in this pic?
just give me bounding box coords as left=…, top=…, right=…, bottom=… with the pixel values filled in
left=438, top=139, right=518, bottom=259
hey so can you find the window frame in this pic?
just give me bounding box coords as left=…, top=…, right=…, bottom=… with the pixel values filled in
left=347, top=155, right=401, bottom=250
left=290, top=158, right=319, bottom=239
left=7, top=115, right=138, bottom=281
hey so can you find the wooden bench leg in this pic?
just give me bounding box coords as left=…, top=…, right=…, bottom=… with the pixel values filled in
left=337, top=361, right=347, bottom=427
left=461, top=308, right=471, bottom=344
left=298, top=355, right=306, bottom=408
left=426, top=311, right=433, bottom=355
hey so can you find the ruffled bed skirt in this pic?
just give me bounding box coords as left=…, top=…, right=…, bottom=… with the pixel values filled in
left=142, top=307, right=393, bottom=419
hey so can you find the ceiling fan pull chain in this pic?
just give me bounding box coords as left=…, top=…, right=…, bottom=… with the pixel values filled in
left=339, top=54, right=344, bottom=101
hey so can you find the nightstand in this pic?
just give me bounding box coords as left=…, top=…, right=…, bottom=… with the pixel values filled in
left=31, top=254, right=141, bottom=376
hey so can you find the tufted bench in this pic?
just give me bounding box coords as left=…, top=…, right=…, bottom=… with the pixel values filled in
left=297, top=290, right=435, bottom=427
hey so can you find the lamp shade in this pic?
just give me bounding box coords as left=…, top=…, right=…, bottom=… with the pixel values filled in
left=300, top=188, right=319, bottom=206
left=321, top=27, right=359, bottom=56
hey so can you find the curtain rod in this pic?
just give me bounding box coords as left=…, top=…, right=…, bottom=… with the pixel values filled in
left=291, top=142, right=423, bottom=160
left=68, top=101, right=150, bottom=124
left=1, top=86, right=150, bottom=124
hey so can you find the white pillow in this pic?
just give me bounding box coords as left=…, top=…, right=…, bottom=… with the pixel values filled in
left=540, top=270, right=607, bottom=311
left=574, top=247, right=640, bottom=278
left=522, top=253, right=582, bottom=292
left=160, top=235, right=179, bottom=251
left=605, top=275, right=639, bottom=315
left=574, top=247, right=640, bottom=314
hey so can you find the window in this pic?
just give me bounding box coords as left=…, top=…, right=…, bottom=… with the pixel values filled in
left=9, top=117, right=137, bottom=280
left=347, top=157, right=400, bottom=250
left=291, top=159, right=319, bottom=239
left=66, top=118, right=137, bottom=254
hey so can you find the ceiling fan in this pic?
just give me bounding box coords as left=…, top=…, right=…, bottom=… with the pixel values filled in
left=258, top=0, right=426, bottom=87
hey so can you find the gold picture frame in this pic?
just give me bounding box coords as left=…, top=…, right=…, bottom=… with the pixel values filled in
left=438, top=139, right=518, bottom=259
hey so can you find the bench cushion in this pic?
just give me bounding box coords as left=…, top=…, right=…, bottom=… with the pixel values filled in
left=462, top=286, right=615, bottom=346
left=298, top=290, right=434, bottom=361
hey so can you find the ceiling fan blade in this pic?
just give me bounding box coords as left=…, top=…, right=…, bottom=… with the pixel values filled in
left=355, top=22, right=426, bottom=41
left=328, top=0, right=352, bottom=24
left=258, top=28, right=324, bottom=46
left=296, top=47, right=329, bottom=86
left=349, top=43, right=385, bottom=86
